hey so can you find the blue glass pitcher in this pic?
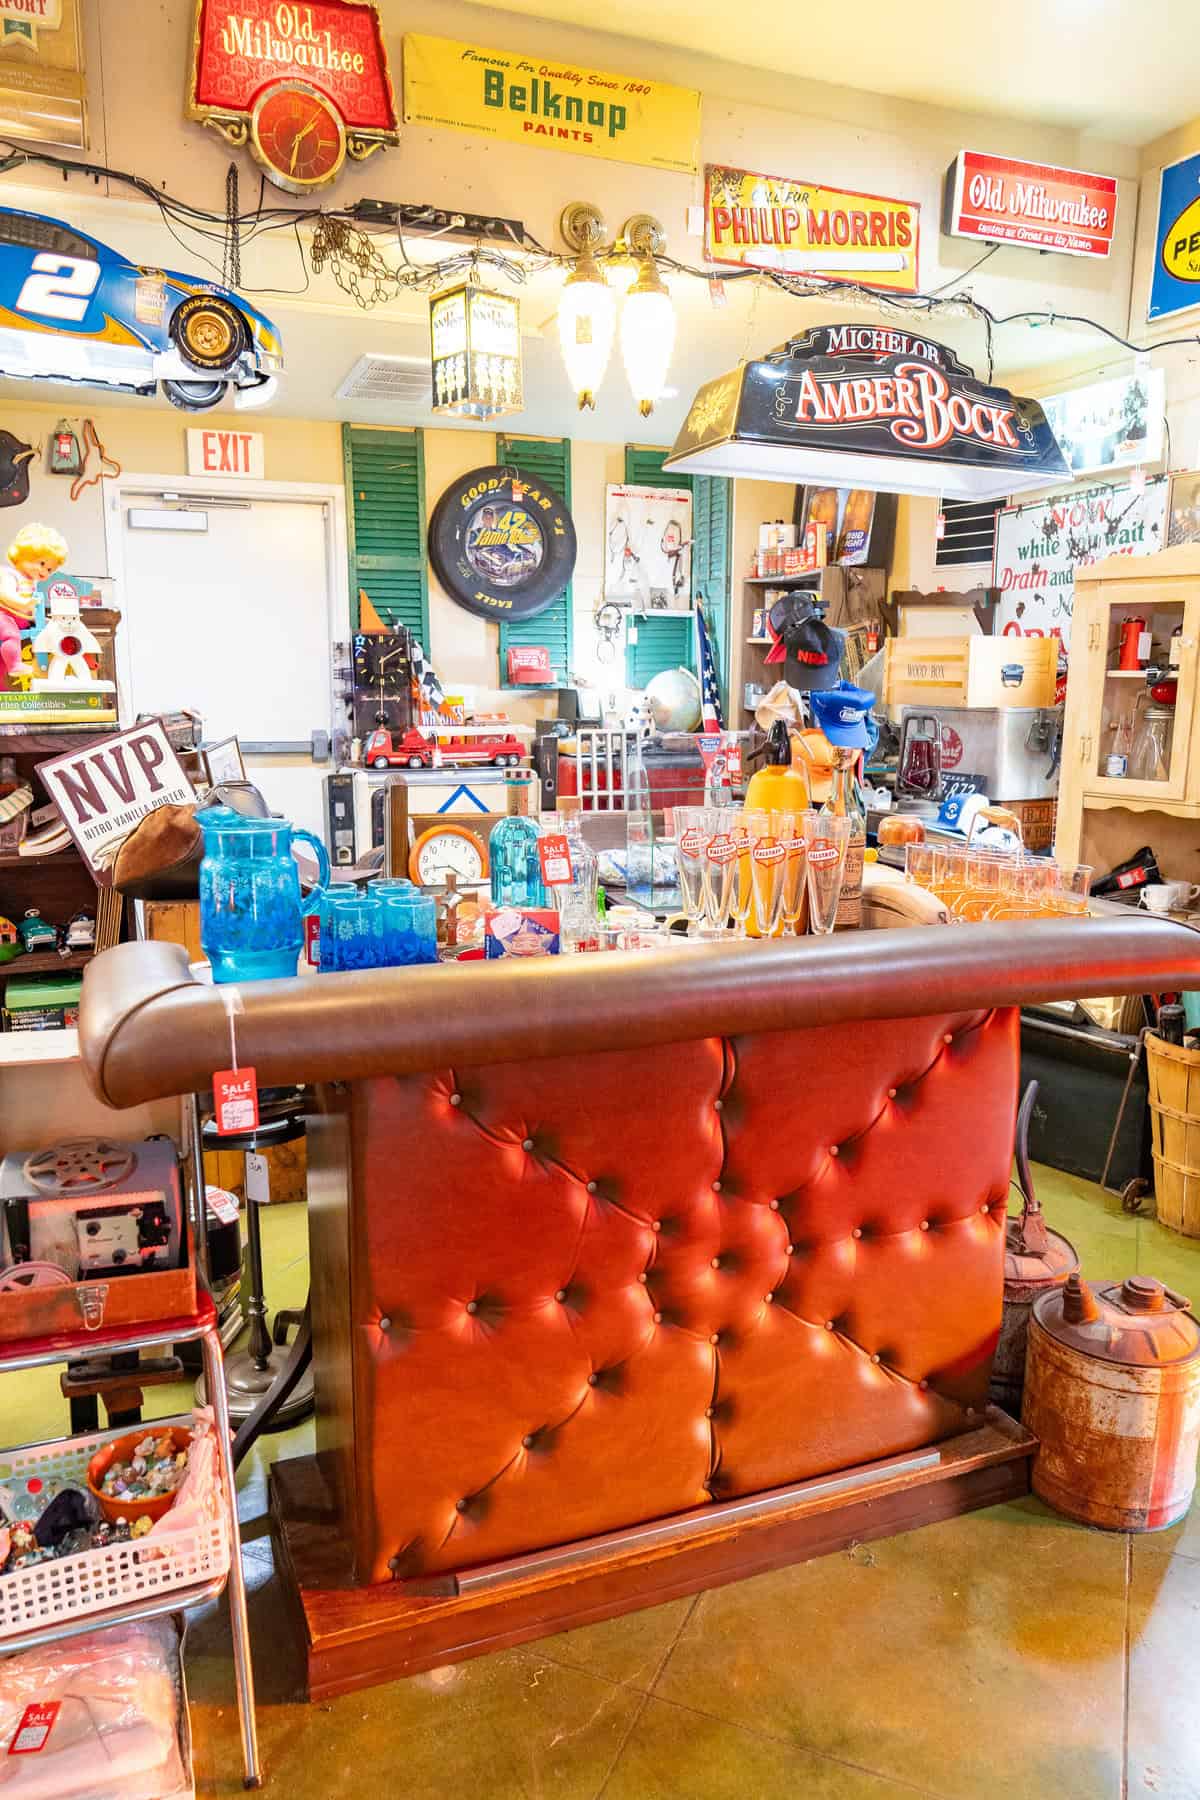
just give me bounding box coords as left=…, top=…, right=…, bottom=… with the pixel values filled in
left=199, top=807, right=330, bottom=984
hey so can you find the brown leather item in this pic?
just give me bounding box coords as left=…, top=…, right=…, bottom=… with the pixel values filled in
left=74, top=921, right=1200, bottom=1663
left=79, top=917, right=1200, bottom=1109
left=111, top=803, right=200, bottom=897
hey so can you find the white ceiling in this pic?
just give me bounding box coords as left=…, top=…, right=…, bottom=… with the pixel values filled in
left=479, top=0, right=1196, bottom=145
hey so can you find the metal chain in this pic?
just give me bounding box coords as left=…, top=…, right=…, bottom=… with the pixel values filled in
left=223, top=161, right=241, bottom=290
left=310, top=216, right=398, bottom=309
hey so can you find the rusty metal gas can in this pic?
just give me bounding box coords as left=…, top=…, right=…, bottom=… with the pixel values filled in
left=990, top=1080, right=1079, bottom=1416
left=1023, top=1273, right=1200, bottom=1531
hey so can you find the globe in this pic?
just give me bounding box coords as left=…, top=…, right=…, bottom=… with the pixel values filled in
left=644, top=665, right=702, bottom=733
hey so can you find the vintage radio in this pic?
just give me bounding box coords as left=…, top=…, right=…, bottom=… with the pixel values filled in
left=0, top=1136, right=193, bottom=1339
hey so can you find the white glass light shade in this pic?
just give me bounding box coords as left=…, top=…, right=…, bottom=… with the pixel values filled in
left=621, top=260, right=675, bottom=418
left=557, top=253, right=616, bottom=411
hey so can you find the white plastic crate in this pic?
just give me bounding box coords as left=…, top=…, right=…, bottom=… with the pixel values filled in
left=0, top=1414, right=229, bottom=1640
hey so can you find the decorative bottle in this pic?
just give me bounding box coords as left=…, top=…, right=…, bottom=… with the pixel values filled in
left=820, top=747, right=865, bottom=930
left=555, top=799, right=600, bottom=951
left=489, top=770, right=547, bottom=907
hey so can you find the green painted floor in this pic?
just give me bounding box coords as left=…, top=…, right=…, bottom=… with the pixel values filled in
left=5, top=1168, right=1200, bottom=1799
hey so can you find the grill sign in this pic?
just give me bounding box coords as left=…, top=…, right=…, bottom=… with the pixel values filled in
left=945, top=151, right=1117, bottom=259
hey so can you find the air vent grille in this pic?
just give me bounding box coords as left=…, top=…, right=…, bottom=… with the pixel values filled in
left=336, top=355, right=429, bottom=403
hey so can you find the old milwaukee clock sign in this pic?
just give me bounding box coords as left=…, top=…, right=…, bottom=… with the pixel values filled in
left=188, top=0, right=398, bottom=193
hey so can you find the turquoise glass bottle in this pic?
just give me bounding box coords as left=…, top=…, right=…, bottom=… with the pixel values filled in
left=489, top=770, right=547, bottom=907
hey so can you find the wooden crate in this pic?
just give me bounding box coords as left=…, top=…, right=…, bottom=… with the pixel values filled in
left=883, top=635, right=1057, bottom=710
left=994, top=798, right=1058, bottom=853
left=1146, top=1032, right=1200, bottom=1238
left=143, top=900, right=203, bottom=962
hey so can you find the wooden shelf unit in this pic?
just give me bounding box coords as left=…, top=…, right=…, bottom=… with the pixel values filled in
left=1057, top=545, right=1200, bottom=884
left=735, top=564, right=886, bottom=713
left=0, top=723, right=116, bottom=1019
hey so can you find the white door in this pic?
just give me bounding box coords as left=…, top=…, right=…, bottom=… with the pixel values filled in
left=116, top=495, right=338, bottom=836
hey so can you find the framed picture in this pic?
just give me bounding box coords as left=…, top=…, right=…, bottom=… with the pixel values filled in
left=1041, top=370, right=1166, bottom=478
left=605, top=484, right=693, bottom=609
left=1168, top=470, right=1200, bottom=548
left=201, top=736, right=247, bottom=785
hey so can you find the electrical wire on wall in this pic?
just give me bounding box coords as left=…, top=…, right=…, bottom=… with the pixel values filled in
left=2, top=138, right=1199, bottom=382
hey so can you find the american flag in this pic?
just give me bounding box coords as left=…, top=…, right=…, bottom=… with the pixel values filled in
left=695, top=607, right=724, bottom=730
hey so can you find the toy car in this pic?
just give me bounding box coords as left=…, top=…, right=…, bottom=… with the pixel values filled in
left=365, top=727, right=439, bottom=770
left=0, top=207, right=282, bottom=412
left=64, top=912, right=95, bottom=951
left=17, top=907, right=57, bottom=952
left=364, top=728, right=526, bottom=770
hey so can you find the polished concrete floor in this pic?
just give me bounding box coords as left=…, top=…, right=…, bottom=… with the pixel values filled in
left=5, top=1165, right=1200, bottom=1799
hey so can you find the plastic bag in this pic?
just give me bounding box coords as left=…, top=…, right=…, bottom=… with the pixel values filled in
left=0, top=1619, right=191, bottom=1799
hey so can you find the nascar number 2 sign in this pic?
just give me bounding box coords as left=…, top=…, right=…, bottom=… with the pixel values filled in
left=428, top=466, right=577, bottom=624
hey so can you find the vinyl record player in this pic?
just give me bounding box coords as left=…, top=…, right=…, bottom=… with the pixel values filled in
left=0, top=1136, right=185, bottom=1291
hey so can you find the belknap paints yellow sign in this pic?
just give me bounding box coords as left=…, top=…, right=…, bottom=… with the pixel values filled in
left=403, top=33, right=700, bottom=173
left=705, top=164, right=920, bottom=293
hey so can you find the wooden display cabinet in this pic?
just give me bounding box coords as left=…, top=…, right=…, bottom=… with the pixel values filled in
left=1056, top=546, right=1200, bottom=884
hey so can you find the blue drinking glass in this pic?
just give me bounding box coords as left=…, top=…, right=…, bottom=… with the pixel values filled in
left=320, top=888, right=384, bottom=972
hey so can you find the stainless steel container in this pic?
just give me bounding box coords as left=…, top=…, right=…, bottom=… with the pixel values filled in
left=901, top=706, right=1062, bottom=801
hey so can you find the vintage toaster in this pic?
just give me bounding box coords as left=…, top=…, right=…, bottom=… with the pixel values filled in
left=0, top=1135, right=186, bottom=1286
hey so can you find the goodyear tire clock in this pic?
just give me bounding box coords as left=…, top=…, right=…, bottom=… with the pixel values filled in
left=428, top=465, right=577, bottom=623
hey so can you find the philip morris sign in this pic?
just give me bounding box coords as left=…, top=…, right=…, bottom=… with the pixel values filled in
left=944, top=150, right=1117, bottom=259
left=704, top=163, right=919, bottom=293
left=402, top=33, right=700, bottom=172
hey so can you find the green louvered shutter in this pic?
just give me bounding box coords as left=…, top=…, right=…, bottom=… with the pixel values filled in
left=622, top=445, right=692, bottom=492
left=622, top=445, right=695, bottom=688
left=691, top=474, right=732, bottom=715
left=496, top=433, right=573, bottom=687
left=343, top=426, right=428, bottom=641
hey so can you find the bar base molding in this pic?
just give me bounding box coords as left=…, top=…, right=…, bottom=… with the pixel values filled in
left=268, top=1410, right=1035, bottom=1703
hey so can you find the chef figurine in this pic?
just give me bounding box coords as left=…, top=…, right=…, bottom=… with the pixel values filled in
left=0, top=523, right=67, bottom=688
left=31, top=584, right=113, bottom=690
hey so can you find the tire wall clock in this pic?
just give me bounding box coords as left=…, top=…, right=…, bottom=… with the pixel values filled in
left=428, top=465, right=578, bottom=625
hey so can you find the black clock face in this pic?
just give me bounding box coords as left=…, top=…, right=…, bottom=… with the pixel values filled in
left=428, top=466, right=577, bottom=624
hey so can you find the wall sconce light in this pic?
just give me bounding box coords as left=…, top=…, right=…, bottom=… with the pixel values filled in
left=429, top=274, right=523, bottom=422
left=557, top=202, right=616, bottom=412
left=619, top=216, right=675, bottom=417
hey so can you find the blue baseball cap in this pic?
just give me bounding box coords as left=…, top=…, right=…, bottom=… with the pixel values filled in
left=810, top=682, right=876, bottom=749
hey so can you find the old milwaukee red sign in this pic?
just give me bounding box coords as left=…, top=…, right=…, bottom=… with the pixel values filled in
left=944, top=150, right=1117, bottom=259
left=188, top=0, right=398, bottom=188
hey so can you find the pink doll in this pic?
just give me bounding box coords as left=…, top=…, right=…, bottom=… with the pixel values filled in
left=0, top=524, right=67, bottom=686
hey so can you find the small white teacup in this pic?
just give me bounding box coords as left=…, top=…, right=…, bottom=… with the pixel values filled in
left=1141, top=881, right=1200, bottom=913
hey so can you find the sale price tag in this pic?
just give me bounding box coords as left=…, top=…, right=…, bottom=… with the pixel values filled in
left=212, top=1067, right=260, bottom=1136
left=538, top=833, right=573, bottom=887
left=9, top=1702, right=60, bottom=1755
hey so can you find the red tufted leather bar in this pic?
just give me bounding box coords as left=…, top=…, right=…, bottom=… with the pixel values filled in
left=78, top=919, right=1200, bottom=1684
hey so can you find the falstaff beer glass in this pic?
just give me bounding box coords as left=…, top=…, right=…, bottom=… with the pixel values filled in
left=701, top=806, right=740, bottom=936
left=778, top=812, right=810, bottom=934
left=746, top=808, right=787, bottom=936
left=730, top=814, right=755, bottom=936
left=804, top=810, right=851, bottom=935
left=674, top=806, right=708, bottom=933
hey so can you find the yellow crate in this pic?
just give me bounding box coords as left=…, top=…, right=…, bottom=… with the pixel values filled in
left=883, top=635, right=1057, bottom=710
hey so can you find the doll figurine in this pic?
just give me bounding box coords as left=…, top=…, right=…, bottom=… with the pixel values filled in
left=0, top=524, right=67, bottom=687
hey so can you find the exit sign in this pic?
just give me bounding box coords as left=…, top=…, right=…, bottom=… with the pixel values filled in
left=186, top=428, right=265, bottom=480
